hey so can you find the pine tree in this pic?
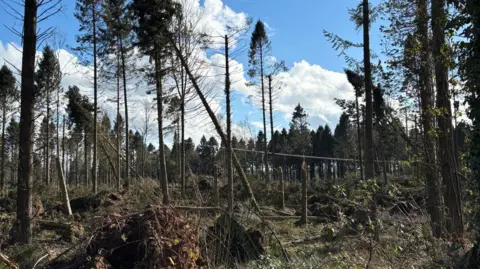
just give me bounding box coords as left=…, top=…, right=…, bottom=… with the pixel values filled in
left=334, top=113, right=349, bottom=178
left=131, top=0, right=180, bottom=204
left=75, top=0, right=101, bottom=194
left=100, top=0, right=133, bottom=186
left=0, top=65, right=16, bottom=193
left=36, top=45, right=61, bottom=186
left=249, top=20, right=271, bottom=181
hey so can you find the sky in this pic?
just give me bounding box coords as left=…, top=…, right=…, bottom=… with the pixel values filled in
left=0, top=0, right=386, bottom=147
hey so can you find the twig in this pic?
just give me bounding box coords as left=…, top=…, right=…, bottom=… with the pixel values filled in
left=32, top=253, right=49, bottom=269
left=0, top=252, right=19, bottom=269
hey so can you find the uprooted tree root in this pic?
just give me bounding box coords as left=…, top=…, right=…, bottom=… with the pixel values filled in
left=50, top=205, right=204, bottom=269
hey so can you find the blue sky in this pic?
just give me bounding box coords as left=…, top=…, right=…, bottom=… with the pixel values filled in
left=0, top=0, right=386, bottom=145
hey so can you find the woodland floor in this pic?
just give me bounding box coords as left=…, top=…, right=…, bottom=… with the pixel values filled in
left=0, top=175, right=475, bottom=269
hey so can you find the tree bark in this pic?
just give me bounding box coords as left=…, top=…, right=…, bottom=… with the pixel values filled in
left=56, top=157, right=72, bottom=216
left=363, top=0, right=374, bottom=181
left=225, top=35, right=234, bottom=213
left=1, top=101, right=6, bottom=193
left=120, top=38, right=129, bottom=185
left=16, top=0, right=37, bottom=243
left=268, top=75, right=275, bottom=180
left=299, top=161, right=308, bottom=226
left=260, top=45, right=269, bottom=181
left=155, top=46, right=169, bottom=205
left=92, top=2, right=98, bottom=194
left=116, top=51, right=121, bottom=192
left=355, top=93, right=364, bottom=182
left=431, top=0, right=463, bottom=236
left=417, top=0, right=445, bottom=238
left=46, top=92, right=50, bottom=185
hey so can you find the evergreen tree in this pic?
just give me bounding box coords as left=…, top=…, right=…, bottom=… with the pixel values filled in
left=75, top=0, right=101, bottom=193
left=334, top=113, right=349, bottom=178
left=131, top=0, right=180, bottom=204
left=36, top=45, right=61, bottom=186
left=248, top=20, right=271, bottom=181
left=0, top=65, right=16, bottom=192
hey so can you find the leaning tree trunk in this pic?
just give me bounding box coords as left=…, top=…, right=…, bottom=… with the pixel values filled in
left=16, top=0, right=37, bottom=243
left=417, top=0, right=445, bottom=238
left=170, top=40, right=261, bottom=213
left=431, top=0, right=463, bottom=237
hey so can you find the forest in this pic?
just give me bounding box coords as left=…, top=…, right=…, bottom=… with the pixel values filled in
left=0, top=0, right=479, bottom=268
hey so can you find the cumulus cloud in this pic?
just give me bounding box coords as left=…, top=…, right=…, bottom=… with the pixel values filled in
left=0, top=0, right=365, bottom=148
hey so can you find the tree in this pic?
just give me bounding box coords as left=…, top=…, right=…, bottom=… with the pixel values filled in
left=36, top=45, right=61, bottom=186
left=431, top=0, right=463, bottom=236
left=100, top=0, right=134, bottom=186
left=321, top=125, right=335, bottom=180
left=416, top=0, right=445, bottom=237
left=248, top=20, right=271, bottom=181
left=345, top=69, right=365, bottom=181
left=16, top=0, right=38, bottom=244
left=334, top=113, right=349, bottom=178
left=0, top=65, right=16, bottom=192
left=65, top=86, right=94, bottom=186
left=75, top=0, right=101, bottom=193
left=362, top=0, right=374, bottom=181
left=131, top=0, right=180, bottom=204
left=289, top=104, right=311, bottom=181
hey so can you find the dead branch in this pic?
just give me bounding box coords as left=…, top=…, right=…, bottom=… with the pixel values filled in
left=0, top=252, right=19, bottom=269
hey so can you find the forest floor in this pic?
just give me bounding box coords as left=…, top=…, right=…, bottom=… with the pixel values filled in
left=0, top=175, right=475, bottom=268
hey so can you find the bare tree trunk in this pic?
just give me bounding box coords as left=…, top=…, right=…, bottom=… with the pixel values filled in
left=363, top=0, right=374, bottom=180
left=268, top=75, right=276, bottom=181
left=417, top=0, right=445, bottom=237
left=225, top=35, right=234, bottom=213
left=431, top=0, right=463, bottom=236
left=155, top=46, right=169, bottom=205
left=279, top=167, right=285, bottom=209
left=56, top=157, right=72, bottom=216
left=260, top=45, right=269, bottom=181
left=16, top=0, right=37, bottom=243
left=299, top=161, right=308, bottom=225
left=0, top=101, right=6, bottom=193
left=120, top=38, right=129, bottom=185
left=355, top=94, right=364, bottom=182
left=92, top=3, right=98, bottom=194
left=46, top=92, right=50, bottom=185
left=116, top=51, right=122, bottom=192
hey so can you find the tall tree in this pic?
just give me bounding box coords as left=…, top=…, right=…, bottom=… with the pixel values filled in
left=248, top=20, right=271, bottom=181
left=101, top=0, right=133, bottom=185
left=416, top=0, right=445, bottom=237
left=345, top=69, right=365, bottom=182
left=75, top=0, right=101, bottom=193
left=36, top=45, right=61, bottom=186
left=16, top=0, right=38, bottom=243
left=431, top=0, right=463, bottom=236
left=132, top=0, right=180, bottom=204
left=0, top=65, right=16, bottom=193
left=362, top=0, right=375, bottom=181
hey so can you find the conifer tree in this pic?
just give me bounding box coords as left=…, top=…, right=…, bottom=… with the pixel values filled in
left=131, top=0, right=180, bottom=204
left=0, top=65, right=16, bottom=193
left=36, top=45, right=61, bottom=186
left=249, top=20, right=271, bottom=181
left=75, top=0, right=101, bottom=193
